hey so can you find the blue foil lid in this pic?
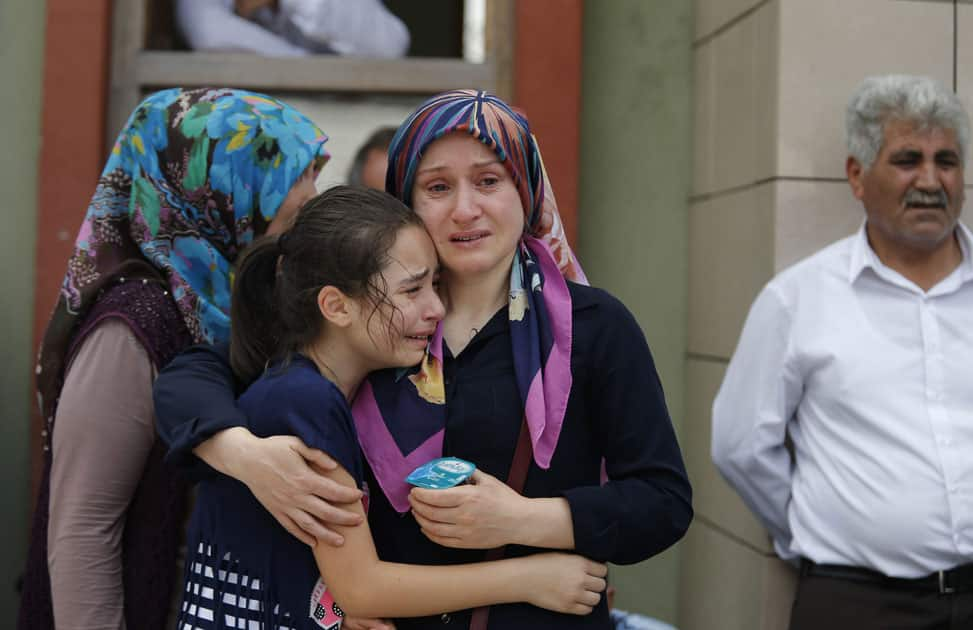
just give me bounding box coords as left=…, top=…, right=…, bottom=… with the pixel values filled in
left=405, top=457, right=477, bottom=489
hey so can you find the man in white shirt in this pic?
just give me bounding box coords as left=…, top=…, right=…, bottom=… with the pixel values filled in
left=712, top=74, right=973, bottom=629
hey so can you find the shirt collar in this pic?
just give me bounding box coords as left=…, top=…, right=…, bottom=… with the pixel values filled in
left=847, top=220, right=872, bottom=283
left=848, top=220, right=973, bottom=285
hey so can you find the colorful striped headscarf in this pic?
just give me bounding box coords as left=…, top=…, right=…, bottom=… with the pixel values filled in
left=37, top=88, right=328, bottom=419
left=386, top=89, right=584, bottom=281
left=353, top=89, right=586, bottom=512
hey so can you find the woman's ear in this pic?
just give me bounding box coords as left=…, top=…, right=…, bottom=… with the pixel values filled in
left=317, top=286, right=355, bottom=327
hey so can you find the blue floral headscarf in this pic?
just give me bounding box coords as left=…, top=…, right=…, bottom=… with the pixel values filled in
left=37, top=87, right=328, bottom=413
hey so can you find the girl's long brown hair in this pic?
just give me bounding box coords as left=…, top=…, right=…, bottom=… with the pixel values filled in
left=229, top=185, right=423, bottom=384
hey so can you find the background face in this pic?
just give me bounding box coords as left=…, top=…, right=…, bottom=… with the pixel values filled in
left=361, top=148, right=389, bottom=191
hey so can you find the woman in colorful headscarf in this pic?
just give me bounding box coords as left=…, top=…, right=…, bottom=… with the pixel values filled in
left=18, top=87, right=328, bottom=630
left=154, top=89, right=693, bottom=629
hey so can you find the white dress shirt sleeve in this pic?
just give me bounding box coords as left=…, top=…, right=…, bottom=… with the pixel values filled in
left=176, top=0, right=310, bottom=57
left=280, top=0, right=410, bottom=58
left=711, top=284, right=802, bottom=557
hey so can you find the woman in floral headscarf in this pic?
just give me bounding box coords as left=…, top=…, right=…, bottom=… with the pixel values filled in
left=18, top=87, right=328, bottom=630
left=154, top=90, right=693, bottom=629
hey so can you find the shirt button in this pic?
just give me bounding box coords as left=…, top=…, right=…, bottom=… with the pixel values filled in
left=440, top=613, right=452, bottom=624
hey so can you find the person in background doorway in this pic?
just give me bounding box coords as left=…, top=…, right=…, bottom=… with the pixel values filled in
left=347, top=126, right=397, bottom=190
left=176, top=0, right=410, bottom=58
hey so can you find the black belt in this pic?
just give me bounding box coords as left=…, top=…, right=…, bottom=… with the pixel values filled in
left=801, top=559, right=973, bottom=594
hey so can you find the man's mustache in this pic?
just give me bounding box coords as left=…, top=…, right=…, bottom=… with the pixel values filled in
left=903, top=188, right=949, bottom=208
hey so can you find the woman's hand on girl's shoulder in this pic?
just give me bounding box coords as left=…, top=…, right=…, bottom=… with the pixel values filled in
left=216, top=429, right=364, bottom=546
left=522, top=553, right=607, bottom=615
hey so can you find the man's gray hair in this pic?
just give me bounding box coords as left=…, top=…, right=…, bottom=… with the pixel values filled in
left=845, top=74, right=970, bottom=170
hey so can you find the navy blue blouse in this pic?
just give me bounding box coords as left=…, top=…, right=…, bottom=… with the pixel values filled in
left=175, top=355, right=362, bottom=630
left=155, top=282, right=693, bottom=629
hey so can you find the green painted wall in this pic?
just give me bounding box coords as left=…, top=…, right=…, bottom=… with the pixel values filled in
left=0, top=0, right=45, bottom=621
left=579, top=0, right=693, bottom=624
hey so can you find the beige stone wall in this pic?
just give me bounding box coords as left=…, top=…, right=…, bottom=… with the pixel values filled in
left=680, top=1, right=961, bottom=628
